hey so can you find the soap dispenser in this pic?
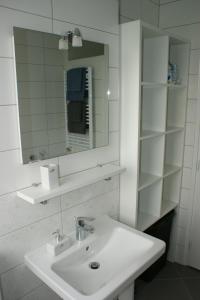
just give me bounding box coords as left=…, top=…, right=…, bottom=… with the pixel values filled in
left=46, top=229, right=72, bottom=256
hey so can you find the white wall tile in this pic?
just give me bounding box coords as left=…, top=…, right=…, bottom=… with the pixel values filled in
left=176, top=226, right=186, bottom=246
left=0, top=149, right=58, bottom=195
left=166, top=23, right=200, bottom=50
left=109, top=101, right=120, bottom=132
left=185, top=123, right=195, bottom=146
left=182, top=167, right=192, bottom=189
left=0, top=0, right=52, bottom=17
left=141, top=0, right=159, bottom=27
left=0, top=58, right=16, bottom=105
left=1, top=264, right=42, bottom=300
left=21, top=284, right=61, bottom=300
left=0, top=106, right=19, bottom=151
left=61, top=189, right=119, bottom=235
left=109, top=68, right=120, bottom=100
left=177, top=207, right=189, bottom=229
left=180, top=188, right=191, bottom=209
left=188, top=75, right=199, bottom=99
left=61, top=176, right=119, bottom=211
left=0, top=214, right=61, bottom=274
left=53, top=0, right=119, bottom=35
left=189, top=49, right=200, bottom=75
left=0, top=7, right=52, bottom=58
left=0, top=193, right=60, bottom=236
left=160, top=0, right=200, bottom=28
left=187, top=99, right=197, bottom=123
left=120, top=0, right=140, bottom=20
left=183, top=146, right=194, bottom=168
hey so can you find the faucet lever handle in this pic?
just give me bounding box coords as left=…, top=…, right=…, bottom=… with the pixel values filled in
left=52, top=229, right=63, bottom=243
left=74, top=216, right=95, bottom=226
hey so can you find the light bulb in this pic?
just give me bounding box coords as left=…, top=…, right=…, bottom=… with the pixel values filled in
left=58, top=37, right=68, bottom=50
left=72, top=35, right=82, bottom=47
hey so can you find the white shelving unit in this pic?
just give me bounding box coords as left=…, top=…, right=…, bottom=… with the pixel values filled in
left=120, top=20, right=190, bottom=231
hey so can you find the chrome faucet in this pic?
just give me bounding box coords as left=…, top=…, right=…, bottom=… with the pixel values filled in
left=75, top=216, right=95, bottom=241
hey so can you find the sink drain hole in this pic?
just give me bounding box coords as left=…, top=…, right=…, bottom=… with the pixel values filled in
left=89, top=262, right=100, bottom=270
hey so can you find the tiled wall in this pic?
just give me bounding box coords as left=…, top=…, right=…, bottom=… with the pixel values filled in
left=0, top=1, right=120, bottom=299
left=160, top=0, right=200, bottom=264
left=119, top=0, right=160, bottom=26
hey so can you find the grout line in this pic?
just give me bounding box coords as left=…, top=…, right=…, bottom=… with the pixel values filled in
left=0, top=5, right=119, bottom=36
left=16, top=284, right=44, bottom=300
left=0, top=5, right=52, bottom=20
left=0, top=56, right=13, bottom=59
left=163, top=20, right=200, bottom=30
left=160, top=0, right=184, bottom=6
left=0, top=147, right=19, bottom=153
left=0, top=104, right=16, bottom=107
left=0, top=210, right=61, bottom=240
left=53, top=17, right=119, bottom=36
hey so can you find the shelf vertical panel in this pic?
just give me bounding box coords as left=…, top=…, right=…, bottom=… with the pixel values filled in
left=120, top=20, right=142, bottom=227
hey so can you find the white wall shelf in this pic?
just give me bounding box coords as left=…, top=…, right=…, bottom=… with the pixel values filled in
left=120, top=20, right=190, bottom=231
left=140, top=130, right=164, bottom=141
left=163, top=164, right=181, bottom=178
left=17, top=164, right=125, bottom=204
left=138, top=172, right=161, bottom=191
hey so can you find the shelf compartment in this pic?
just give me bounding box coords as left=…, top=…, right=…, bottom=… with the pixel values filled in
left=169, top=40, right=190, bottom=86
left=165, top=126, right=184, bottom=134
left=161, top=172, right=181, bottom=216
left=163, top=164, right=181, bottom=178
left=140, top=129, right=164, bottom=140
left=142, top=35, right=169, bottom=83
left=138, top=172, right=161, bottom=191
left=167, top=84, right=186, bottom=89
left=141, top=85, right=167, bottom=133
left=140, top=136, right=165, bottom=177
left=137, top=181, right=162, bottom=231
left=167, top=88, right=187, bottom=129
left=164, top=131, right=184, bottom=167
left=17, top=164, right=126, bottom=204
left=141, top=82, right=166, bottom=88
left=137, top=212, right=159, bottom=231
left=161, top=200, right=178, bottom=218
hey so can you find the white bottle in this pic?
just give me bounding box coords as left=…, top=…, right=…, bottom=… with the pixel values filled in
left=40, top=164, right=59, bottom=190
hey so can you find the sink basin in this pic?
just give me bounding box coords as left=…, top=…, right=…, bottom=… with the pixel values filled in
left=25, top=215, right=165, bottom=300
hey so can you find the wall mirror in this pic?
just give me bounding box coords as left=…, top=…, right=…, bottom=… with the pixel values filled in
left=13, top=27, right=109, bottom=164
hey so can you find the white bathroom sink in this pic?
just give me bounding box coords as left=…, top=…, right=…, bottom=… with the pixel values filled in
left=25, top=215, right=165, bottom=300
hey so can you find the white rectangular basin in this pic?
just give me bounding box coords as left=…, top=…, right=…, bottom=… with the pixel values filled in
left=25, top=216, right=165, bottom=300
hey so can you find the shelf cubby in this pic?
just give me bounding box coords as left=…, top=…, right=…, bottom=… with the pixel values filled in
left=141, top=86, right=167, bottom=134
left=140, top=136, right=165, bottom=177
left=169, top=38, right=190, bottom=86
left=142, top=35, right=169, bottom=83
left=164, top=131, right=184, bottom=167
left=166, top=88, right=187, bottom=130
left=137, top=181, right=162, bottom=231
left=161, top=171, right=181, bottom=217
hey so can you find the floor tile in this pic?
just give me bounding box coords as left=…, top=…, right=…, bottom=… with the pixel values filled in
left=175, top=263, right=200, bottom=279
left=154, top=261, right=180, bottom=279
left=135, top=279, right=191, bottom=300
left=183, top=278, right=200, bottom=300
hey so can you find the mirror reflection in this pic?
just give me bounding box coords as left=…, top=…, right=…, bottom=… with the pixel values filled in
left=14, top=27, right=109, bottom=164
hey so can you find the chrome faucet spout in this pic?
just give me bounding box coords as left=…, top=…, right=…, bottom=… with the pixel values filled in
left=75, top=216, right=95, bottom=241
